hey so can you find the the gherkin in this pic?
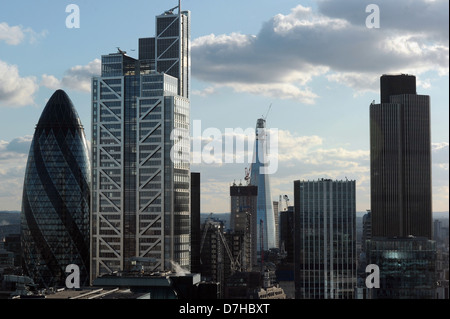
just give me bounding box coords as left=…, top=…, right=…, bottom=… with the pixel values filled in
left=21, top=89, right=90, bottom=289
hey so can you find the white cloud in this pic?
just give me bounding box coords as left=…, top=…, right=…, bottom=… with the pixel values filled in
left=41, top=59, right=101, bottom=93
left=191, top=0, right=448, bottom=99
left=0, top=22, right=25, bottom=45
left=0, top=22, right=47, bottom=45
left=40, top=74, right=61, bottom=90
left=192, top=86, right=217, bottom=97
left=0, top=137, right=31, bottom=210
left=0, top=60, right=38, bottom=107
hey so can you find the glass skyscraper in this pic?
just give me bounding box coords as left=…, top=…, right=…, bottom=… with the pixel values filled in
left=21, top=89, right=91, bottom=289
left=250, top=118, right=277, bottom=257
left=294, top=179, right=357, bottom=299
left=365, top=237, right=436, bottom=299
left=90, top=6, right=190, bottom=281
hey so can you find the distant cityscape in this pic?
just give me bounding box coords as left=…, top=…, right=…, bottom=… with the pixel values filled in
left=0, top=3, right=449, bottom=301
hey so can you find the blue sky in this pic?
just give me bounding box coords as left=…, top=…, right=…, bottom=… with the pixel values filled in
left=0, top=0, right=448, bottom=215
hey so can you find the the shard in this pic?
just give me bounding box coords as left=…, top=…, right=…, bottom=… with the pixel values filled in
left=250, top=118, right=276, bottom=257
left=21, top=89, right=91, bottom=288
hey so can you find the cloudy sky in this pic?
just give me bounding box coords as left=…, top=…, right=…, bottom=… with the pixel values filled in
left=0, top=0, right=448, bottom=215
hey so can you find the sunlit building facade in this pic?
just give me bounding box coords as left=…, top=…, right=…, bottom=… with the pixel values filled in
left=294, top=179, right=357, bottom=299
left=21, top=90, right=91, bottom=288
left=250, top=118, right=277, bottom=257
left=90, top=7, right=191, bottom=282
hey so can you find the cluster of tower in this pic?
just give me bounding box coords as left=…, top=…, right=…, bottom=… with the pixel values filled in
left=19, top=4, right=437, bottom=299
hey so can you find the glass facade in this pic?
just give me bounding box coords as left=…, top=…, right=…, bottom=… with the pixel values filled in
left=250, top=118, right=277, bottom=254
left=91, top=7, right=191, bottom=281
left=155, top=10, right=190, bottom=99
left=366, top=237, right=436, bottom=299
left=21, top=90, right=91, bottom=289
left=294, top=179, right=357, bottom=299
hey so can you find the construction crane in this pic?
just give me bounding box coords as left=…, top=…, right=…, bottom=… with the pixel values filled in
left=244, top=167, right=251, bottom=185
left=283, top=195, right=289, bottom=211
left=165, top=0, right=181, bottom=15
left=262, top=103, right=272, bottom=120
left=200, top=217, right=242, bottom=273
left=117, top=47, right=127, bottom=55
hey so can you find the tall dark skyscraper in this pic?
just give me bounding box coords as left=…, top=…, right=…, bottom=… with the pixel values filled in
left=21, top=90, right=91, bottom=288
left=190, top=172, right=201, bottom=274
left=370, top=74, right=432, bottom=238
left=367, top=74, right=436, bottom=299
left=91, top=5, right=191, bottom=281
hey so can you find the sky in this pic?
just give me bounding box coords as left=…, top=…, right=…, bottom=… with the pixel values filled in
left=0, top=0, right=448, bottom=216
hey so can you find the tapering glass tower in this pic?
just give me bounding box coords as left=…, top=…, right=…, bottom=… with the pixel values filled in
left=91, top=5, right=190, bottom=281
left=250, top=118, right=276, bottom=256
left=21, top=90, right=91, bottom=289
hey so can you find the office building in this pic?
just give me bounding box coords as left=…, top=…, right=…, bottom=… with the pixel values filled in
left=273, top=200, right=280, bottom=249
left=230, top=182, right=257, bottom=270
left=279, top=206, right=294, bottom=263
left=368, top=74, right=436, bottom=298
left=250, top=118, right=277, bottom=257
left=190, top=172, right=201, bottom=274
left=91, top=5, right=191, bottom=281
left=294, top=179, right=357, bottom=299
left=199, top=219, right=225, bottom=298
left=365, top=237, right=436, bottom=299
left=370, top=74, right=432, bottom=238
left=21, top=90, right=91, bottom=288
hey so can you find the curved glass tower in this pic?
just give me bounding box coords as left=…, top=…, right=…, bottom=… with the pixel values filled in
left=250, top=118, right=276, bottom=256
left=21, top=89, right=91, bottom=289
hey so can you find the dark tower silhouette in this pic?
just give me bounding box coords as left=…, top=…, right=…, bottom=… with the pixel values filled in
left=370, top=74, right=432, bottom=239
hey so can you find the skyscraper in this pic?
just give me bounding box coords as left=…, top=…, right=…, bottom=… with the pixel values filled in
left=367, top=74, right=436, bottom=299
left=91, top=5, right=190, bottom=281
left=250, top=118, right=277, bottom=257
left=294, top=179, right=357, bottom=299
left=21, top=90, right=91, bottom=288
left=230, top=182, right=258, bottom=270
left=370, top=74, right=432, bottom=238
left=139, top=2, right=190, bottom=99
left=190, top=172, right=201, bottom=274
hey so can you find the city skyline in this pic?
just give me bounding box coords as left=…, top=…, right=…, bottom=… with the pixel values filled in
left=0, top=0, right=448, bottom=216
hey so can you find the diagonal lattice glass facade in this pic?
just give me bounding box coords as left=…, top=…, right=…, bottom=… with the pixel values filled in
left=21, top=90, right=91, bottom=289
left=91, top=7, right=191, bottom=281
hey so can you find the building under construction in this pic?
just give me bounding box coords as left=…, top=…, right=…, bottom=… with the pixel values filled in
left=230, top=178, right=257, bottom=271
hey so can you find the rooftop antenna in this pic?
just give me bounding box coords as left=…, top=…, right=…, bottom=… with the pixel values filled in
left=263, top=103, right=272, bottom=120
left=117, top=47, right=127, bottom=55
